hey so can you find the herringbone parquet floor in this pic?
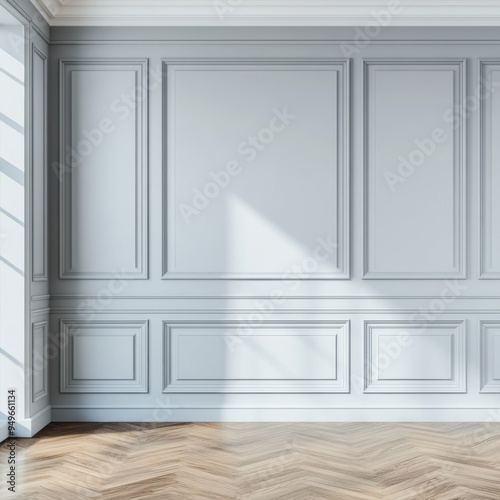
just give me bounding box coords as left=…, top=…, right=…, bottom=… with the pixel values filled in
left=1, top=422, right=500, bottom=499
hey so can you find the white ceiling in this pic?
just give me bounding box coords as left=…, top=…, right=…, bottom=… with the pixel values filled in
left=30, top=0, right=500, bottom=27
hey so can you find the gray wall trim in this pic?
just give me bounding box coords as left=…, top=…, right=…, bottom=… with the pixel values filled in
left=362, top=58, right=467, bottom=280
left=163, top=320, right=350, bottom=394
left=479, top=59, right=500, bottom=279
left=161, top=58, right=350, bottom=280
left=480, top=321, right=500, bottom=392
left=50, top=308, right=500, bottom=315
left=31, top=43, right=48, bottom=282
left=31, top=320, right=48, bottom=403
left=5, top=0, right=50, bottom=43
left=60, top=319, right=149, bottom=394
left=49, top=26, right=500, bottom=44
left=364, top=320, right=467, bottom=393
left=58, top=58, right=149, bottom=280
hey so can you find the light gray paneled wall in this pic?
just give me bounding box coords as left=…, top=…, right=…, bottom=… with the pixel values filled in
left=29, top=26, right=50, bottom=432
left=163, top=60, right=348, bottom=279
left=47, top=28, right=500, bottom=422
left=480, top=61, right=500, bottom=278
left=58, top=59, right=148, bottom=279
left=364, top=60, right=466, bottom=279
left=0, top=0, right=50, bottom=437
left=6, top=0, right=49, bottom=43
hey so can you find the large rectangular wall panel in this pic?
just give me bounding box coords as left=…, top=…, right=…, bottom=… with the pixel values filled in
left=480, top=321, right=500, bottom=392
left=59, top=59, right=148, bottom=279
left=60, top=320, right=148, bottom=393
left=365, top=321, right=466, bottom=393
left=163, top=322, right=350, bottom=393
left=32, top=45, right=48, bottom=282
left=480, top=62, right=500, bottom=278
left=163, top=60, right=349, bottom=279
left=363, top=60, right=466, bottom=279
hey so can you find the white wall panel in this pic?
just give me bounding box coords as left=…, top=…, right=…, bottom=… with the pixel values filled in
left=365, top=321, right=466, bottom=393
left=32, top=45, right=48, bottom=281
left=364, top=60, right=466, bottom=279
left=480, top=321, right=500, bottom=392
left=163, top=61, right=349, bottom=279
left=480, top=61, right=500, bottom=278
left=32, top=320, right=48, bottom=402
left=59, top=59, right=148, bottom=279
left=60, top=320, right=148, bottom=393
left=164, top=322, right=350, bottom=393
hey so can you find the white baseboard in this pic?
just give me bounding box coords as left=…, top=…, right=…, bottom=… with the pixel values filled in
left=16, top=406, right=51, bottom=438
left=51, top=407, right=500, bottom=423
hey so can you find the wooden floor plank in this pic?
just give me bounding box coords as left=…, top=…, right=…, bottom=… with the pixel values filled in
left=1, top=423, right=500, bottom=498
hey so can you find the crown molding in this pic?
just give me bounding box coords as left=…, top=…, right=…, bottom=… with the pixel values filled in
left=30, top=0, right=53, bottom=24
left=29, top=1, right=500, bottom=27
